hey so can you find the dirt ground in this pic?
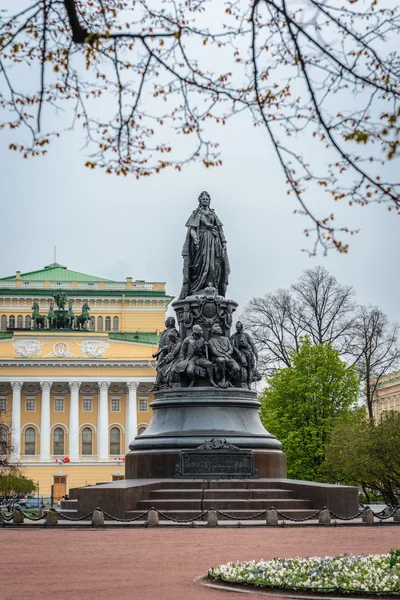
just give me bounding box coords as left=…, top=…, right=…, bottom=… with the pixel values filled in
left=1, top=527, right=398, bottom=600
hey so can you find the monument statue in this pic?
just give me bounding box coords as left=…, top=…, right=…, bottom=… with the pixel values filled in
left=208, top=324, right=240, bottom=388
left=179, top=191, right=230, bottom=299
left=65, top=300, right=75, bottom=329
left=153, top=328, right=182, bottom=390
left=74, top=301, right=92, bottom=330
left=47, top=303, right=57, bottom=329
left=31, top=302, right=46, bottom=329
left=53, top=290, right=68, bottom=310
left=231, top=321, right=259, bottom=388
left=152, top=317, right=176, bottom=365
left=173, top=324, right=217, bottom=387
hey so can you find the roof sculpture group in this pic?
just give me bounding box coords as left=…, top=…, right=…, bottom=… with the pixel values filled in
left=154, top=191, right=260, bottom=390
left=31, top=292, right=93, bottom=331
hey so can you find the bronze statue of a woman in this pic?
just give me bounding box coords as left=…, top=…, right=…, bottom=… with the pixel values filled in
left=179, top=191, right=230, bottom=299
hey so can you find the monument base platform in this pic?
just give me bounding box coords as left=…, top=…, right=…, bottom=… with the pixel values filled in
left=66, top=477, right=359, bottom=520
left=127, top=386, right=286, bottom=478
left=125, top=448, right=286, bottom=479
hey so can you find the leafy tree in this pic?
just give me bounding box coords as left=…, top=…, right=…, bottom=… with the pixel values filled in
left=0, top=406, right=36, bottom=504
left=324, top=411, right=400, bottom=506
left=260, top=337, right=361, bottom=481
left=0, top=466, right=36, bottom=503
left=1, top=1, right=400, bottom=253
left=243, top=267, right=400, bottom=417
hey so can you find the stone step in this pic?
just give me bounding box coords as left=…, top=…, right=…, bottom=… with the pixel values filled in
left=137, top=498, right=310, bottom=511
left=125, top=508, right=319, bottom=521
left=59, top=499, right=79, bottom=509
left=138, top=499, right=203, bottom=511
left=151, top=489, right=203, bottom=500
left=150, top=488, right=296, bottom=500
left=153, top=481, right=207, bottom=489
left=202, top=498, right=311, bottom=510
left=204, top=489, right=296, bottom=499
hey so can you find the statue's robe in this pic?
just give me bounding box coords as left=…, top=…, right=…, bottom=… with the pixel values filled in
left=179, top=208, right=230, bottom=299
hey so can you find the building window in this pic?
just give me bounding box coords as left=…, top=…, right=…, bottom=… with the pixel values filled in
left=89, top=317, right=95, bottom=331
left=111, top=398, right=120, bottom=412
left=25, top=315, right=31, bottom=329
left=82, top=398, right=92, bottom=412
left=82, top=427, right=93, bottom=455
left=9, top=315, right=15, bottom=328
left=0, top=398, right=7, bottom=412
left=105, top=316, right=111, bottom=331
left=53, top=427, right=65, bottom=455
left=138, top=426, right=147, bottom=435
left=0, top=427, right=7, bottom=455
left=24, top=427, right=36, bottom=455
left=1, top=315, right=7, bottom=330
left=25, top=398, right=36, bottom=412
left=97, top=316, right=103, bottom=332
left=139, top=398, right=148, bottom=412
left=113, top=316, right=119, bottom=331
left=17, top=315, right=23, bottom=328
left=110, top=427, right=121, bottom=455
left=54, top=398, right=64, bottom=412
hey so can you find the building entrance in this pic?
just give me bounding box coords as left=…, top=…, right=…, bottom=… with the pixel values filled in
left=53, top=475, right=67, bottom=501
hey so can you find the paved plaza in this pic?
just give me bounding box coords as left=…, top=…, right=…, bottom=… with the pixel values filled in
left=1, top=527, right=398, bottom=600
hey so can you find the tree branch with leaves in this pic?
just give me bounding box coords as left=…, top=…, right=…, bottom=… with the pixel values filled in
left=1, top=0, right=399, bottom=253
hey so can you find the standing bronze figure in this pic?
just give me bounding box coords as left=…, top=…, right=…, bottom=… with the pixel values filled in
left=179, top=191, right=230, bottom=299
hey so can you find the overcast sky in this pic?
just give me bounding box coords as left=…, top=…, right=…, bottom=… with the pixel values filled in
left=1, top=2, right=399, bottom=327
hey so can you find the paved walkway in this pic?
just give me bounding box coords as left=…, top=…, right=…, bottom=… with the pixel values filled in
left=1, top=527, right=398, bottom=600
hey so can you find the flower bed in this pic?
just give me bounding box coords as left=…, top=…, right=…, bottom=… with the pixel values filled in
left=208, top=551, right=400, bottom=595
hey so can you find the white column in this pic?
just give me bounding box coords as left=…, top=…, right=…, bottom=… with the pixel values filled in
left=98, top=381, right=110, bottom=461
left=40, top=382, right=51, bottom=461
left=69, top=381, right=81, bottom=462
left=10, top=381, right=22, bottom=462
left=126, top=382, right=138, bottom=452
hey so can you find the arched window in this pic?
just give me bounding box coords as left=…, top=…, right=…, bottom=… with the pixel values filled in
left=110, top=427, right=121, bottom=455
left=9, top=315, right=15, bottom=328
left=105, top=316, right=111, bottom=331
left=97, top=316, right=103, bottom=332
left=25, top=315, right=31, bottom=329
left=24, top=427, right=36, bottom=455
left=17, top=315, right=23, bottom=328
left=82, top=427, right=93, bottom=455
left=138, top=426, right=147, bottom=435
left=89, top=317, right=95, bottom=331
left=1, top=315, right=7, bottom=330
left=0, top=426, right=7, bottom=455
left=113, top=316, right=119, bottom=332
left=53, top=427, right=64, bottom=456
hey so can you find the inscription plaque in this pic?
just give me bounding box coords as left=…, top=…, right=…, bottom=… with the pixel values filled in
left=176, top=440, right=256, bottom=478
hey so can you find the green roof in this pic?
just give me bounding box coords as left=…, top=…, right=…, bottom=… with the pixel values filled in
left=109, top=332, right=160, bottom=345
left=0, top=263, right=114, bottom=283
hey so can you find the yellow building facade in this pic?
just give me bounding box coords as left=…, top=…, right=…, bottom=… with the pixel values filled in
left=372, top=371, right=400, bottom=421
left=0, top=263, right=171, bottom=499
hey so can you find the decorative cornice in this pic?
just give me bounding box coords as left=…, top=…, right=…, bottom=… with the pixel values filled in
left=0, top=359, right=153, bottom=369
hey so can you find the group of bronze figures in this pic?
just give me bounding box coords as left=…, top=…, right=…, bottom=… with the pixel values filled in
left=31, top=291, right=93, bottom=330
left=153, top=191, right=261, bottom=391
left=153, top=318, right=259, bottom=390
